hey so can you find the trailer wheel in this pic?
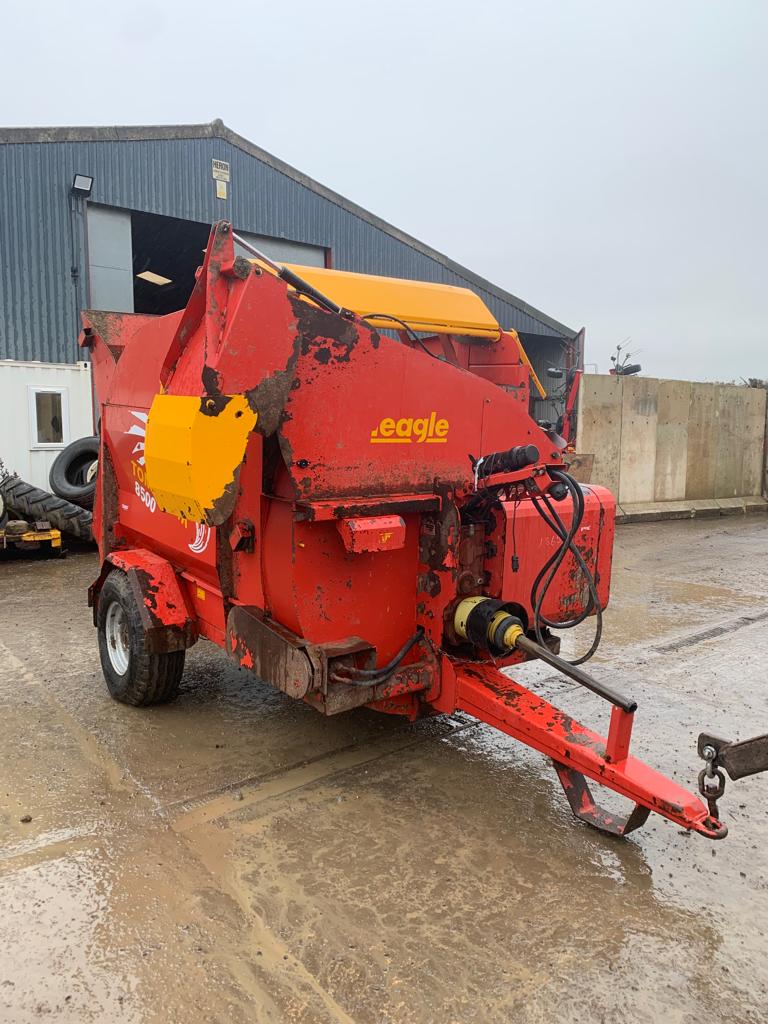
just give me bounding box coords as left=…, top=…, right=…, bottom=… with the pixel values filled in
left=97, top=570, right=185, bottom=706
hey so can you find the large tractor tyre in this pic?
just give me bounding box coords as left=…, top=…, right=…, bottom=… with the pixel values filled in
left=97, top=570, right=185, bottom=706
left=49, top=436, right=99, bottom=509
left=0, top=474, right=93, bottom=541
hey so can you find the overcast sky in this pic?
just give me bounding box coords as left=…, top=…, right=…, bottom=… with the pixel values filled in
left=2, top=1, right=766, bottom=380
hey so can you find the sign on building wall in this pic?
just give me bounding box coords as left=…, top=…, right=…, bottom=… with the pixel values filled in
left=212, top=159, right=230, bottom=201
left=211, top=159, right=230, bottom=181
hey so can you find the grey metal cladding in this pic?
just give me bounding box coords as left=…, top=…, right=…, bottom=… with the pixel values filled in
left=0, top=122, right=577, bottom=363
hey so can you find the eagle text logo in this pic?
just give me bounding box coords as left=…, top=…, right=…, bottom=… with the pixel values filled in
left=370, top=413, right=449, bottom=444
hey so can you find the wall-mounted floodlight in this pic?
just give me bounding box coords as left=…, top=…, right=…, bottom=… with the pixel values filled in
left=71, top=173, right=93, bottom=197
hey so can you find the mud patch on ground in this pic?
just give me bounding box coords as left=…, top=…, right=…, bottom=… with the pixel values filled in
left=0, top=518, right=767, bottom=1021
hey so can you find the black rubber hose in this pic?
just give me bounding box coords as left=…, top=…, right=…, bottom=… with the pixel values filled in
left=532, top=483, right=597, bottom=637
left=531, top=485, right=594, bottom=628
left=534, top=490, right=595, bottom=629
left=359, top=313, right=440, bottom=360
left=530, top=474, right=587, bottom=619
left=332, top=627, right=426, bottom=685
left=530, top=481, right=585, bottom=621
left=531, top=472, right=602, bottom=661
left=530, top=469, right=602, bottom=666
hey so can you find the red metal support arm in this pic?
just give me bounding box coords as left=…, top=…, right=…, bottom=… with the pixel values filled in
left=452, top=661, right=726, bottom=839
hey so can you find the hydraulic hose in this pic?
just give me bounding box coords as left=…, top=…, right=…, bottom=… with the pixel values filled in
left=359, top=313, right=441, bottom=360
left=530, top=469, right=603, bottom=666
left=331, top=627, right=426, bottom=686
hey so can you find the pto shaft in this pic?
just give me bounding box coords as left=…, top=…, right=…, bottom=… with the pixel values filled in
left=453, top=597, right=636, bottom=712
left=514, top=634, right=637, bottom=713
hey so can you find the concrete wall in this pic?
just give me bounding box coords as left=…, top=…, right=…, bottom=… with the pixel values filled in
left=576, top=374, right=767, bottom=506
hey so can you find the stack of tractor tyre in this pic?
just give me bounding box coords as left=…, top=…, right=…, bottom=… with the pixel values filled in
left=0, top=474, right=93, bottom=542
left=0, top=433, right=99, bottom=544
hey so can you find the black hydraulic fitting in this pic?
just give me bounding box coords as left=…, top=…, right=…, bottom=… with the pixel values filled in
left=549, top=481, right=568, bottom=501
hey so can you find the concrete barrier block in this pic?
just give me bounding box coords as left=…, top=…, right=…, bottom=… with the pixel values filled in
left=714, top=385, right=748, bottom=498
left=580, top=374, right=766, bottom=516
left=686, top=383, right=717, bottom=499
left=655, top=380, right=691, bottom=501
left=740, top=390, right=767, bottom=496
left=576, top=375, right=622, bottom=494
left=619, top=377, right=658, bottom=504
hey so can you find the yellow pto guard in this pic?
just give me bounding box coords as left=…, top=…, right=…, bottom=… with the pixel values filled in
left=281, top=264, right=502, bottom=340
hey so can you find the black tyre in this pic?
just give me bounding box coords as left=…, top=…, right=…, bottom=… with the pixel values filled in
left=97, top=570, right=185, bottom=706
left=0, top=474, right=93, bottom=541
left=49, top=436, right=99, bottom=509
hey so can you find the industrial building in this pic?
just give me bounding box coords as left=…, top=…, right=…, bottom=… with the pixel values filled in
left=0, top=120, right=580, bottom=487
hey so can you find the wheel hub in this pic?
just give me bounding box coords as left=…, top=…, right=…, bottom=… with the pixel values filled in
left=105, top=601, right=130, bottom=675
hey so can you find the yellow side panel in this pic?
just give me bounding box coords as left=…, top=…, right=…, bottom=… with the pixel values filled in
left=280, top=264, right=501, bottom=340
left=144, top=394, right=258, bottom=525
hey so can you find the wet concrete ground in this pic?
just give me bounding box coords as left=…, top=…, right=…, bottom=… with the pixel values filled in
left=0, top=516, right=767, bottom=1023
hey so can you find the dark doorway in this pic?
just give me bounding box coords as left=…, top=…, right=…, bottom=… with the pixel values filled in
left=131, top=211, right=210, bottom=315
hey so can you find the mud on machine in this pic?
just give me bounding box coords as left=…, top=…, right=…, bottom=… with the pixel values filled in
left=81, top=221, right=768, bottom=841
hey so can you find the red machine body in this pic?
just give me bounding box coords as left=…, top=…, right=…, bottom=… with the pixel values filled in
left=81, top=221, right=728, bottom=841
